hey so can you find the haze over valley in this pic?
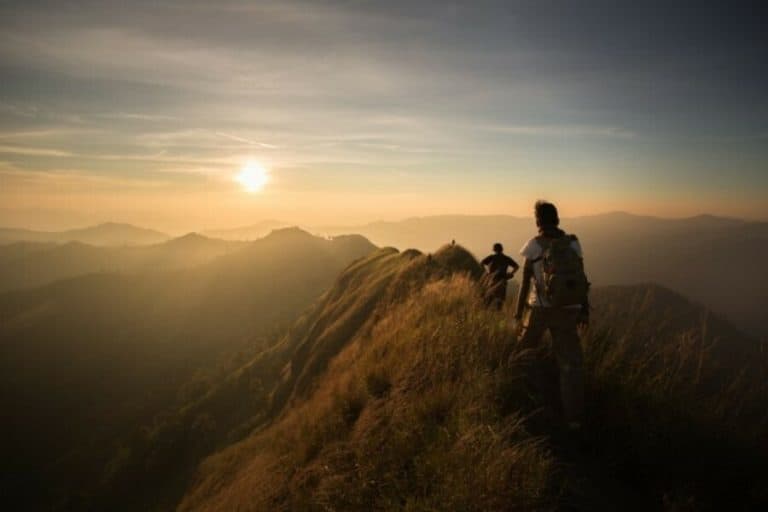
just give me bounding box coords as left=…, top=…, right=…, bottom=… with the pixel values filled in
left=5, top=211, right=764, bottom=338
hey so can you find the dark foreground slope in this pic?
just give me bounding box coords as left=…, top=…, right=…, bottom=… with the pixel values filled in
left=164, top=246, right=767, bottom=511
left=0, top=228, right=375, bottom=510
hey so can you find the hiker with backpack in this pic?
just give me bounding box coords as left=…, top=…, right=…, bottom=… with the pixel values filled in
left=481, top=243, right=519, bottom=310
left=514, top=201, right=590, bottom=429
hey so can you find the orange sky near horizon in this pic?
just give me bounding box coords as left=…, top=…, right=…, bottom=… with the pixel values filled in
left=2, top=159, right=765, bottom=233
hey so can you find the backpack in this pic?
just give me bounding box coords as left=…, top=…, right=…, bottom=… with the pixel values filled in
left=535, top=234, right=589, bottom=307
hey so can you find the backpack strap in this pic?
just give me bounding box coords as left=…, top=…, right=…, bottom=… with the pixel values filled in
left=529, top=236, right=549, bottom=305
left=529, top=235, right=551, bottom=263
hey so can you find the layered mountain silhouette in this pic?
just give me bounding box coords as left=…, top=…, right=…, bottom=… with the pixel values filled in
left=67, top=244, right=765, bottom=511
left=0, top=233, right=247, bottom=291
left=4, top=213, right=764, bottom=337
left=0, top=228, right=375, bottom=509
left=0, top=222, right=170, bottom=246
left=203, top=219, right=289, bottom=241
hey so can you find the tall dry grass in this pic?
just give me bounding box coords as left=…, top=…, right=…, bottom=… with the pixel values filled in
left=180, top=275, right=557, bottom=511
left=179, top=247, right=768, bottom=510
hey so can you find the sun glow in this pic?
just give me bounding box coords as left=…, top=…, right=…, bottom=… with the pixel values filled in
left=235, top=161, right=270, bottom=192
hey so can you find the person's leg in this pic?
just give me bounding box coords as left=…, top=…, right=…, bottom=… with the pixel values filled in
left=550, top=309, right=585, bottom=426
left=514, top=307, right=550, bottom=411
left=482, top=275, right=501, bottom=308
left=517, top=307, right=546, bottom=348
left=495, top=280, right=507, bottom=310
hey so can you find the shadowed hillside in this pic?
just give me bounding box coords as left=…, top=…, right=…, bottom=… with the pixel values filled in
left=0, top=228, right=376, bottom=510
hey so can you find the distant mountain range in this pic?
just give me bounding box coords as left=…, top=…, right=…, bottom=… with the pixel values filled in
left=319, top=212, right=764, bottom=255
left=1, top=212, right=765, bottom=337
left=203, top=219, right=289, bottom=240
left=319, top=212, right=768, bottom=338
left=0, top=233, right=247, bottom=291
left=0, top=222, right=169, bottom=246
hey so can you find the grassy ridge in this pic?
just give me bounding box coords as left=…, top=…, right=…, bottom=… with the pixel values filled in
left=180, top=274, right=555, bottom=511
left=178, top=245, right=768, bottom=511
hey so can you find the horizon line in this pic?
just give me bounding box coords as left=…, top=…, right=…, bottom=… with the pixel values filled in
left=1, top=210, right=765, bottom=236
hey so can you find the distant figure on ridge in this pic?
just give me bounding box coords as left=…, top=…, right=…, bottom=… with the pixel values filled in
left=514, top=201, right=590, bottom=429
left=481, top=243, right=519, bottom=310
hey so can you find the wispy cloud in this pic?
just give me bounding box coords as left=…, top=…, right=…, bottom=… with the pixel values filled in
left=0, top=102, right=40, bottom=118
left=97, top=112, right=180, bottom=122
left=478, top=124, right=635, bottom=139
left=0, top=144, right=239, bottom=168
left=0, top=128, right=98, bottom=140
left=1, top=0, right=766, bottom=226
left=0, top=145, right=75, bottom=157
left=215, top=132, right=279, bottom=148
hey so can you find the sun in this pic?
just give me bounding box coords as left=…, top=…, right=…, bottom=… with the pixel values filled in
left=235, top=160, right=270, bottom=193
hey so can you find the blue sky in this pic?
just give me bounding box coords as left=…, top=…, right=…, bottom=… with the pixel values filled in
left=1, top=0, right=766, bottom=230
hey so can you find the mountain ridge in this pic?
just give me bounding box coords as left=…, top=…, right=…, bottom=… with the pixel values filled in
left=81, top=243, right=767, bottom=511
left=170, top=244, right=766, bottom=511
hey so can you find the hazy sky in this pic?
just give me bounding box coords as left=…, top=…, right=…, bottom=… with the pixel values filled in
left=1, top=0, right=767, bottom=231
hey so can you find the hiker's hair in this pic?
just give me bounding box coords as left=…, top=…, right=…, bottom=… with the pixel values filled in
left=535, top=200, right=559, bottom=227
left=493, top=242, right=503, bottom=253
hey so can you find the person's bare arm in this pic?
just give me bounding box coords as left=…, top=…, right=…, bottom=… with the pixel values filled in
left=507, top=256, right=520, bottom=278
left=480, top=255, right=492, bottom=273
left=578, top=266, right=591, bottom=328
left=514, top=259, right=533, bottom=320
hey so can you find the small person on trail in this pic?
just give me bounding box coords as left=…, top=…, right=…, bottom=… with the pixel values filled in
left=514, top=201, right=590, bottom=430
left=481, top=243, right=519, bottom=310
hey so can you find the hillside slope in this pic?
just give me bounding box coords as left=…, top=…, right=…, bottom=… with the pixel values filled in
left=169, top=245, right=767, bottom=511
left=94, top=245, right=484, bottom=510
left=0, top=228, right=376, bottom=510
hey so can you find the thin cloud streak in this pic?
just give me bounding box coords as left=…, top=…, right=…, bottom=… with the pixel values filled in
left=215, top=132, right=279, bottom=149
left=0, top=144, right=240, bottom=169
left=478, top=124, right=635, bottom=139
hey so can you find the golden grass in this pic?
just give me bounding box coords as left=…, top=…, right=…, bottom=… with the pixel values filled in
left=179, top=275, right=556, bottom=511
left=177, top=246, right=768, bottom=510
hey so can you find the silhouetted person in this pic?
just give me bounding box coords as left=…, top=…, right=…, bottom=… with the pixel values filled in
left=514, top=201, right=590, bottom=429
left=481, top=243, right=519, bottom=310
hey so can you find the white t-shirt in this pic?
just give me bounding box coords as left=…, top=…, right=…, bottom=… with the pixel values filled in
left=519, top=235, right=583, bottom=308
